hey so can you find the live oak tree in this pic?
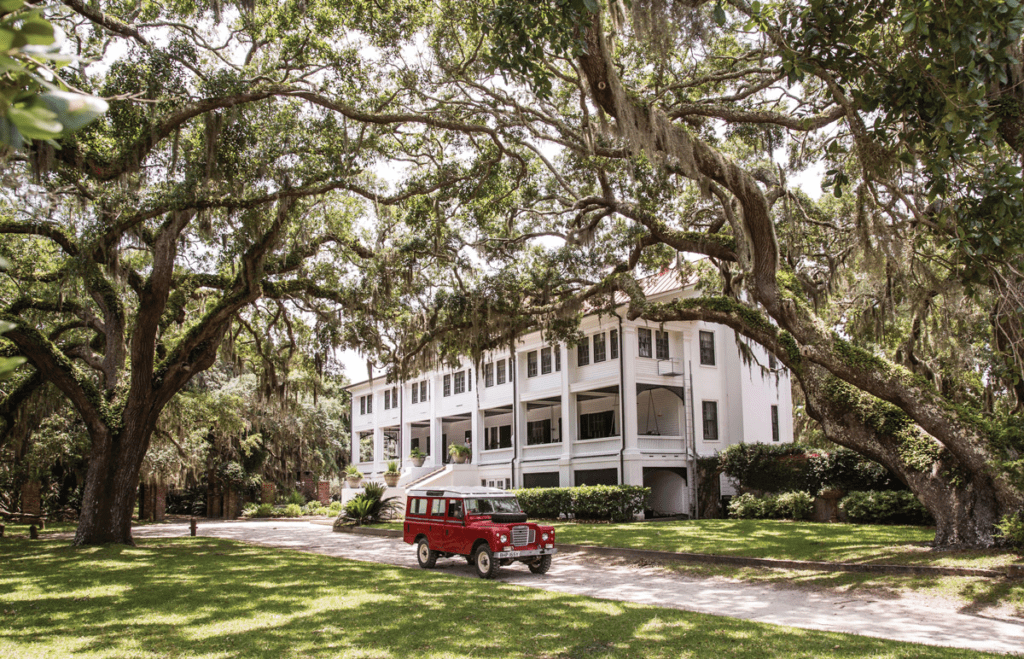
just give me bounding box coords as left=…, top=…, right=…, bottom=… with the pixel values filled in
left=0, top=0, right=537, bottom=545
left=402, top=0, right=1023, bottom=548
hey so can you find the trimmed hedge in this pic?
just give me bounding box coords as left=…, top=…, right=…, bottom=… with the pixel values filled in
left=839, top=490, right=934, bottom=525
left=727, top=491, right=814, bottom=520
left=719, top=443, right=903, bottom=494
left=512, top=485, right=650, bottom=522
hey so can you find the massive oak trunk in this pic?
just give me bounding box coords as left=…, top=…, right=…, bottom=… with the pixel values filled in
left=74, top=426, right=151, bottom=545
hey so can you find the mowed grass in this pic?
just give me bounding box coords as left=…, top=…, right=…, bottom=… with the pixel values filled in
left=0, top=538, right=1002, bottom=659
left=547, top=519, right=1021, bottom=569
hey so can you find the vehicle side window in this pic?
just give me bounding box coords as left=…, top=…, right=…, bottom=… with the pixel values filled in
left=410, top=498, right=427, bottom=515
left=431, top=498, right=445, bottom=516
left=447, top=499, right=463, bottom=519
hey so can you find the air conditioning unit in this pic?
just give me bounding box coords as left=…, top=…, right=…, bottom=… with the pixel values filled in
left=658, top=358, right=683, bottom=376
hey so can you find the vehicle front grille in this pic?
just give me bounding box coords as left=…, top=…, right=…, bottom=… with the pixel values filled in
left=511, top=525, right=530, bottom=546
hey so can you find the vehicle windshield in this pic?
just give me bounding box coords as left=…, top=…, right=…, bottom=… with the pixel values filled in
left=465, top=498, right=521, bottom=514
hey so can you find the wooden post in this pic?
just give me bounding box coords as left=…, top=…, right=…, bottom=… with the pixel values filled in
left=189, top=517, right=197, bottom=537
left=29, top=524, right=38, bottom=539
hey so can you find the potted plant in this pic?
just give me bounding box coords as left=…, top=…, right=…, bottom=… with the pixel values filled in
left=384, top=461, right=401, bottom=487
left=449, top=443, right=471, bottom=464
left=345, top=465, right=364, bottom=488
left=410, top=447, right=426, bottom=468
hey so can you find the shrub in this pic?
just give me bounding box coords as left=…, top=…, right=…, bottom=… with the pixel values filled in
left=341, top=482, right=403, bottom=525
left=513, top=488, right=573, bottom=518
left=728, top=491, right=813, bottom=520
left=995, top=512, right=1024, bottom=552
left=806, top=447, right=901, bottom=493
left=840, top=490, right=934, bottom=525
left=775, top=491, right=814, bottom=520
left=327, top=500, right=344, bottom=516
left=303, top=501, right=327, bottom=516
left=281, top=489, right=306, bottom=507
left=241, top=502, right=259, bottom=517
left=283, top=503, right=303, bottom=518
left=719, top=443, right=809, bottom=492
left=512, top=485, right=650, bottom=522
left=254, top=503, right=274, bottom=518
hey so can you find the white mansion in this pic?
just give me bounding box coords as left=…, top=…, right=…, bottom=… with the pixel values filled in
left=346, top=270, right=793, bottom=517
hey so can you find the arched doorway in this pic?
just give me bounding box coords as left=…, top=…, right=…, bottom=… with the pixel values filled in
left=642, top=467, right=688, bottom=517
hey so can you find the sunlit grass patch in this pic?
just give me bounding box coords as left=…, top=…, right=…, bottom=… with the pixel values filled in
left=0, top=537, right=1005, bottom=658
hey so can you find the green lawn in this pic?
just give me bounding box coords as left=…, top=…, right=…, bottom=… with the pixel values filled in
left=547, top=519, right=1021, bottom=569
left=0, top=538, right=1002, bottom=659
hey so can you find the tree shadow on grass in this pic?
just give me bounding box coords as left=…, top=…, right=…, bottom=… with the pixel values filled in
left=0, top=538, right=1006, bottom=659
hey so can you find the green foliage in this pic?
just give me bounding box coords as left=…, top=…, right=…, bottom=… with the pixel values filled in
left=447, top=443, right=471, bottom=457
left=512, top=485, right=650, bottom=522
left=995, top=512, right=1024, bottom=552
left=727, top=491, right=813, bottom=520
left=303, top=501, right=327, bottom=516
left=283, top=489, right=306, bottom=507
left=840, top=491, right=934, bottom=526
left=718, top=443, right=810, bottom=493
left=720, top=443, right=904, bottom=496
left=344, top=465, right=363, bottom=479
left=0, top=1, right=107, bottom=147
left=341, top=482, right=402, bottom=525
left=254, top=503, right=275, bottom=518
left=482, top=0, right=598, bottom=99
left=283, top=503, right=302, bottom=518
left=385, top=460, right=399, bottom=474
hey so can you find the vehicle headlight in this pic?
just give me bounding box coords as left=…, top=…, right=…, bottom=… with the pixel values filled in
left=541, top=533, right=549, bottom=541
left=499, top=534, right=508, bottom=543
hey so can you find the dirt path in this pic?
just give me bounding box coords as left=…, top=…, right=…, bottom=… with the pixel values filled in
left=132, top=520, right=1024, bottom=655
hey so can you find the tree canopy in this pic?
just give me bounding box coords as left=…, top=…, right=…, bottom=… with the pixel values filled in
left=1, top=0, right=1022, bottom=548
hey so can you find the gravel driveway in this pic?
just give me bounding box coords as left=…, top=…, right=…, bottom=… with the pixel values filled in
left=132, top=519, right=1024, bottom=655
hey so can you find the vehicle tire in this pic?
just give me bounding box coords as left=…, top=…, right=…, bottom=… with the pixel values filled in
left=528, top=554, right=552, bottom=574
left=465, top=555, right=474, bottom=565
left=473, top=544, right=499, bottom=579
left=416, top=538, right=438, bottom=569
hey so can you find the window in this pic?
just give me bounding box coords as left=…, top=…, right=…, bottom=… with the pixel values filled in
left=593, top=332, right=606, bottom=362
left=384, top=389, right=391, bottom=410
left=526, top=419, right=553, bottom=445
left=508, top=358, right=514, bottom=381
left=411, top=383, right=418, bottom=404
left=447, top=499, right=463, bottom=518
left=485, top=362, right=494, bottom=387
left=610, top=330, right=619, bottom=359
left=577, top=338, right=590, bottom=366
left=541, top=347, right=552, bottom=374
left=638, top=328, right=652, bottom=358
left=772, top=405, right=780, bottom=442
left=420, top=381, right=428, bottom=402
left=555, top=347, right=561, bottom=371
left=468, top=369, right=472, bottom=391
left=486, top=425, right=513, bottom=450
left=579, top=411, right=615, bottom=440
left=431, top=498, right=445, bottom=517
left=699, top=330, right=716, bottom=366
left=383, top=430, right=398, bottom=460
left=392, top=387, right=397, bottom=407
left=527, top=351, right=538, bottom=377
left=702, top=401, right=719, bottom=440
left=410, top=498, right=428, bottom=515
left=366, top=395, right=372, bottom=413
left=768, top=353, right=778, bottom=370
left=443, top=374, right=451, bottom=397
left=454, top=371, right=466, bottom=394
left=360, top=396, right=366, bottom=415
left=359, top=431, right=374, bottom=462
left=497, top=359, right=506, bottom=385
left=655, top=330, right=669, bottom=360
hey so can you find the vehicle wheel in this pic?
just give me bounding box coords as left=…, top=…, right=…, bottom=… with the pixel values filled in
left=528, top=554, right=552, bottom=574
left=473, top=544, right=499, bottom=579
left=416, top=538, right=438, bottom=568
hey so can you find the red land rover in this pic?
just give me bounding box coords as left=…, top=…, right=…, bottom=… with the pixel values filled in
left=403, top=485, right=557, bottom=579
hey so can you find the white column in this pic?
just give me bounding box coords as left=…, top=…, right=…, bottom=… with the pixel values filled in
left=470, top=408, right=482, bottom=464
left=621, top=325, right=643, bottom=486
left=558, top=344, right=572, bottom=487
